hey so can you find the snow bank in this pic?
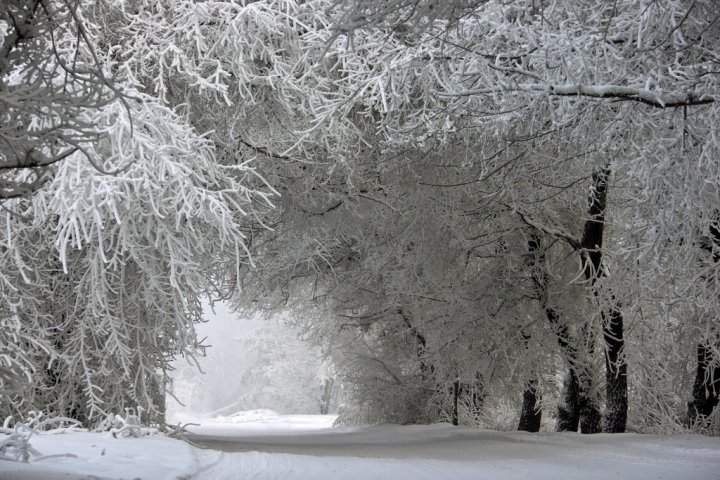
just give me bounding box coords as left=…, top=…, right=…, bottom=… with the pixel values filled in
left=0, top=432, right=196, bottom=480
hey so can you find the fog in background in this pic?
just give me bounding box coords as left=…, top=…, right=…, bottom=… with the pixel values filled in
left=167, top=301, right=342, bottom=421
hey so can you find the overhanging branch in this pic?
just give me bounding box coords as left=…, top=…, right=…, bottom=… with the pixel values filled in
left=547, top=84, right=713, bottom=108
left=438, top=83, right=715, bottom=108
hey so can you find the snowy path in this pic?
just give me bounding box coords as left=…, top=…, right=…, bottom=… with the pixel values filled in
left=185, top=413, right=720, bottom=480
left=1, top=412, right=718, bottom=479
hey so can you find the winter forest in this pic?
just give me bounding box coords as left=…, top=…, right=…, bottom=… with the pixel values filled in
left=1, top=0, right=720, bottom=442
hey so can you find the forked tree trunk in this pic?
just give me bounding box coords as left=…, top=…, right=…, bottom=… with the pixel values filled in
left=528, top=168, right=626, bottom=433
left=524, top=229, right=580, bottom=431
left=526, top=229, right=601, bottom=432
left=557, top=363, right=601, bottom=433
left=457, top=375, right=484, bottom=421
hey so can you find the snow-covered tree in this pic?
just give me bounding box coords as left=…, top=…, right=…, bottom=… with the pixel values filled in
left=0, top=0, right=280, bottom=425
left=238, top=0, right=720, bottom=434
left=3, top=0, right=718, bottom=435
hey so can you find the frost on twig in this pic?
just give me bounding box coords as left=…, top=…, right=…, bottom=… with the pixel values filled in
left=163, top=422, right=201, bottom=440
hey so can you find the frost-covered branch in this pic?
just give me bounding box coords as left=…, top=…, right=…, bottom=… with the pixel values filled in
left=0, top=0, right=124, bottom=199
left=440, top=84, right=714, bottom=108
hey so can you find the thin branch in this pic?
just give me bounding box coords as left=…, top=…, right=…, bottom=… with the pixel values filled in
left=513, top=208, right=582, bottom=250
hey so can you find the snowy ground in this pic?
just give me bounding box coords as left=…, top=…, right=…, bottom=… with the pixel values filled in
left=1, top=410, right=719, bottom=480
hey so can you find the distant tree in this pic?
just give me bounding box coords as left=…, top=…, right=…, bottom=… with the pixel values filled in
left=170, top=317, right=341, bottom=416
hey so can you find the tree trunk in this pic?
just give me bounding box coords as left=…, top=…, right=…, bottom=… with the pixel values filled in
left=556, top=362, right=601, bottom=434
left=398, top=307, right=433, bottom=381
left=319, top=378, right=335, bottom=415
left=518, top=329, right=542, bottom=432
left=524, top=229, right=579, bottom=431
left=451, top=379, right=459, bottom=426
left=581, top=168, right=627, bottom=434
left=557, top=369, right=580, bottom=431
left=518, top=372, right=542, bottom=432
left=686, top=342, right=720, bottom=427
left=577, top=325, right=602, bottom=434
left=687, top=220, right=720, bottom=427
left=470, top=374, right=485, bottom=416
left=579, top=390, right=602, bottom=434
left=603, top=307, right=628, bottom=432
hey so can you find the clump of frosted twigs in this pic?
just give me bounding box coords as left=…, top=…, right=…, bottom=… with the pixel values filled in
left=0, top=412, right=82, bottom=463
left=99, top=407, right=158, bottom=438
left=688, top=409, right=720, bottom=437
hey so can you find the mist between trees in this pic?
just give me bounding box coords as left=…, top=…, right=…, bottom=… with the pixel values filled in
left=0, top=0, right=718, bottom=435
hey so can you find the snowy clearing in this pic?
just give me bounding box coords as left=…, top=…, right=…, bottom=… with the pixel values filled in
left=2, top=411, right=719, bottom=480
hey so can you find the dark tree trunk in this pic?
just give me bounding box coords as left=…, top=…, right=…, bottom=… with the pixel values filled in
left=603, top=308, right=628, bottom=433
left=451, top=379, right=459, bottom=426
left=579, top=390, right=602, bottom=434
left=577, top=326, right=602, bottom=434
left=581, top=168, right=627, bottom=434
left=518, top=373, right=542, bottom=432
left=518, top=329, right=542, bottom=432
left=555, top=360, right=600, bottom=434
left=687, top=219, right=720, bottom=427
left=686, top=342, right=720, bottom=427
left=557, top=369, right=580, bottom=431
